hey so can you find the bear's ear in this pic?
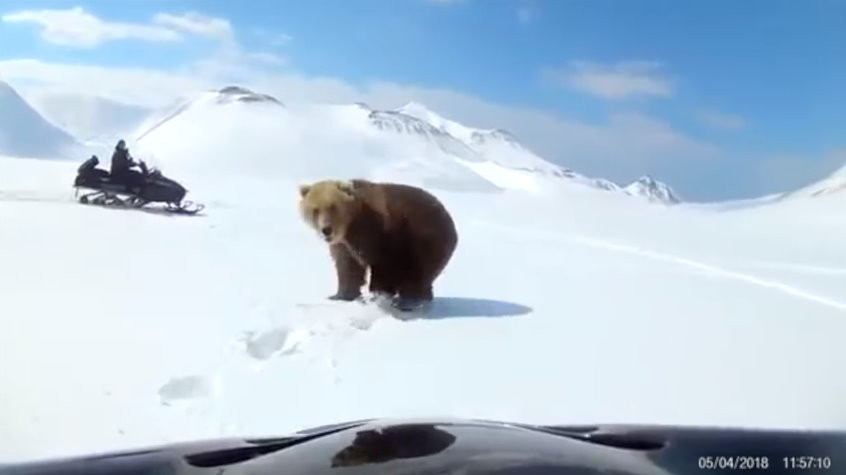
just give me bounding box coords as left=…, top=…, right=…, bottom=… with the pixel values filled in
left=336, top=180, right=356, bottom=197
left=298, top=184, right=311, bottom=197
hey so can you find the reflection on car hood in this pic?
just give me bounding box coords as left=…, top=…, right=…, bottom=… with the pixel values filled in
left=1, top=418, right=844, bottom=474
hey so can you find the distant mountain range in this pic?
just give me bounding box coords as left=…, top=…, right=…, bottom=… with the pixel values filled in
left=0, top=81, right=712, bottom=204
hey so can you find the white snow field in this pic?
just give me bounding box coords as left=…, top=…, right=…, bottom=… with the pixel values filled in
left=1, top=85, right=846, bottom=463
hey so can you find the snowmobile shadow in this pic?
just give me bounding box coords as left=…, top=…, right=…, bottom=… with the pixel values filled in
left=418, top=297, right=532, bottom=320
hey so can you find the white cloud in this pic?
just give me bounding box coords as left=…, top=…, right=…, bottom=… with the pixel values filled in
left=0, top=59, right=212, bottom=106
left=1, top=7, right=180, bottom=47
left=698, top=109, right=746, bottom=131
left=1, top=8, right=249, bottom=48
left=1, top=7, right=291, bottom=96
left=544, top=61, right=675, bottom=100
left=152, top=12, right=233, bottom=40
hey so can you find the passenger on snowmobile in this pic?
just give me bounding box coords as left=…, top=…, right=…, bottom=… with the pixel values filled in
left=110, top=139, right=145, bottom=193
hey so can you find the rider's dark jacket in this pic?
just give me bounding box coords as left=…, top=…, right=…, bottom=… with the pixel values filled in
left=110, top=147, right=132, bottom=179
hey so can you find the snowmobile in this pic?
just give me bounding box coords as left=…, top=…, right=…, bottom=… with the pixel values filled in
left=73, top=155, right=204, bottom=215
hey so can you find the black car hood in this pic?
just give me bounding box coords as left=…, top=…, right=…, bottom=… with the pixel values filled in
left=1, top=418, right=843, bottom=474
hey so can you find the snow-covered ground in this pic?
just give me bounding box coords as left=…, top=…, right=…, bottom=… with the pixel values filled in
left=1, top=84, right=846, bottom=463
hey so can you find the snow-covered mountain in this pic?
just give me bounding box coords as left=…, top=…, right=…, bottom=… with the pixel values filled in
left=383, top=101, right=680, bottom=202
left=623, top=175, right=682, bottom=203
left=395, top=101, right=573, bottom=176
left=364, top=105, right=483, bottom=163
left=135, top=86, right=284, bottom=143
left=23, top=91, right=151, bottom=143
left=131, top=86, right=679, bottom=203
left=0, top=81, right=81, bottom=159
left=133, top=87, right=500, bottom=194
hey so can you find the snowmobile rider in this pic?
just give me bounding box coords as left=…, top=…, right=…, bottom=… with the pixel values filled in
left=110, top=139, right=145, bottom=193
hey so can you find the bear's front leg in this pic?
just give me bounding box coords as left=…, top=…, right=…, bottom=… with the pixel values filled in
left=329, top=243, right=366, bottom=301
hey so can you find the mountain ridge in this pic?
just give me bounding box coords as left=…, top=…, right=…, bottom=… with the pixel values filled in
left=388, top=101, right=683, bottom=203
left=131, top=84, right=679, bottom=203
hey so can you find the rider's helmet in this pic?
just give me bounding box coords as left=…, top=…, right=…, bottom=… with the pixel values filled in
left=116, top=139, right=126, bottom=150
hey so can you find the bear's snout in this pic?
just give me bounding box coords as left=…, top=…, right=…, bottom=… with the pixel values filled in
left=321, top=226, right=333, bottom=240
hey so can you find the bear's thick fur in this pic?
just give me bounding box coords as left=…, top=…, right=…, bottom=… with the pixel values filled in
left=298, top=179, right=458, bottom=307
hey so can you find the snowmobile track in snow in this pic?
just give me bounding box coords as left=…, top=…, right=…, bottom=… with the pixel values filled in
left=0, top=191, right=206, bottom=217
left=0, top=191, right=78, bottom=205
left=739, top=261, right=846, bottom=277
left=479, top=221, right=846, bottom=313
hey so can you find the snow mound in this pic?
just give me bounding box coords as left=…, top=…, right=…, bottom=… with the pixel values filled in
left=592, top=178, right=623, bottom=192
left=779, top=162, right=846, bottom=201
left=623, top=175, right=681, bottom=204
left=0, top=81, right=81, bottom=159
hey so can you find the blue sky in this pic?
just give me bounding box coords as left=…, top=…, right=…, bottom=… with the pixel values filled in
left=1, top=0, right=844, bottom=201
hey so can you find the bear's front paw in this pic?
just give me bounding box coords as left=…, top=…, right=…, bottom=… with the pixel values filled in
left=328, top=291, right=360, bottom=301
left=364, top=291, right=395, bottom=303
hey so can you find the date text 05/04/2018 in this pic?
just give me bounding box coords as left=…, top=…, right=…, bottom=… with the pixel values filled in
left=698, top=456, right=770, bottom=470
left=697, top=456, right=833, bottom=471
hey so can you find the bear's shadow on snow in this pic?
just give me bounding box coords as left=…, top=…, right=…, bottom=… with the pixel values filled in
left=417, top=297, right=532, bottom=320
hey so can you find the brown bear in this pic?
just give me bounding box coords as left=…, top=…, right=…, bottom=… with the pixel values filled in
left=298, top=179, right=458, bottom=310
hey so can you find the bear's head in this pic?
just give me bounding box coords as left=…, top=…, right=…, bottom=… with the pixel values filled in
left=298, top=180, right=361, bottom=245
